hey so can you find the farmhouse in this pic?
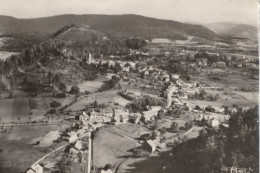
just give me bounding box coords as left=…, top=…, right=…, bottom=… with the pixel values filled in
left=142, top=140, right=156, bottom=153
left=74, top=140, right=83, bottom=150
left=129, top=113, right=141, bottom=124
left=122, top=66, right=130, bottom=72
left=89, top=111, right=106, bottom=122
left=69, top=147, right=79, bottom=155
left=142, top=106, right=161, bottom=122
left=216, top=61, right=226, bottom=68
left=64, top=131, right=78, bottom=143
left=208, top=118, right=220, bottom=128
left=120, top=114, right=129, bottom=123
left=26, top=164, right=43, bottom=173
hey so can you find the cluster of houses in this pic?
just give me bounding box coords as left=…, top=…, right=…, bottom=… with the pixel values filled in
left=67, top=139, right=87, bottom=163
left=192, top=106, right=231, bottom=128
left=74, top=105, right=149, bottom=126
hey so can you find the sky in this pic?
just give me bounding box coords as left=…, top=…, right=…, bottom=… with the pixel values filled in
left=0, top=0, right=258, bottom=26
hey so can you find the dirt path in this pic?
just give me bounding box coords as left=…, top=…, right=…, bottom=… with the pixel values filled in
left=28, top=132, right=89, bottom=170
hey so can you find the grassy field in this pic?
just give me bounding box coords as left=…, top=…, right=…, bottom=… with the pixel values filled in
left=77, top=74, right=112, bottom=93
left=0, top=95, right=74, bottom=123
left=0, top=51, right=19, bottom=61
left=66, top=90, right=131, bottom=111
left=0, top=123, right=71, bottom=173
left=190, top=68, right=259, bottom=108
left=93, top=124, right=147, bottom=171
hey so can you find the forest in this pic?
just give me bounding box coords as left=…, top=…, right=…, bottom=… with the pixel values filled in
left=164, top=106, right=259, bottom=173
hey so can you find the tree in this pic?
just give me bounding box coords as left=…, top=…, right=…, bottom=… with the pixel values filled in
left=58, top=82, right=67, bottom=92
left=160, top=127, right=167, bottom=134
left=171, top=122, right=179, bottom=131
left=151, top=131, right=158, bottom=140
left=49, top=109, right=57, bottom=114
left=185, top=121, right=193, bottom=130
left=70, top=86, right=80, bottom=95
left=50, top=101, right=62, bottom=108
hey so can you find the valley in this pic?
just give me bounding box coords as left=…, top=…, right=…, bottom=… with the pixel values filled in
left=0, top=14, right=258, bottom=173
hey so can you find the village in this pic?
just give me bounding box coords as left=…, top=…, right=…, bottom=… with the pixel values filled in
left=0, top=17, right=258, bottom=173
left=12, top=39, right=257, bottom=173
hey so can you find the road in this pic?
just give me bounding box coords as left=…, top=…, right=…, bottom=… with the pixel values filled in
left=28, top=131, right=90, bottom=170
left=166, top=85, right=178, bottom=108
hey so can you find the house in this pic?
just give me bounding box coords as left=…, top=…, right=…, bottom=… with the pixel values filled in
left=172, top=98, right=183, bottom=105
left=112, top=107, right=129, bottom=123
left=26, top=164, right=43, bottom=173
left=76, top=129, right=86, bottom=136
left=74, top=140, right=83, bottom=150
left=201, top=58, right=208, bottom=67
left=142, top=106, right=161, bottom=122
left=129, top=113, right=141, bottom=124
left=89, top=111, right=105, bottom=123
left=122, top=66, right=130, bottom=72
left=101, top=169, right=113, bottom=173
left=213, top=106, right=225, bottom=114
left=141, top=52, right=149, bottom=56
left=208, top=118, right=220, bottom=127
left=164, top=52, right=171, bottom=57
left=246, top=63, right=257, bottom=69
left=144, top=70, right=149, bottom=76
left=98, top=107, right=114, bottom=118
left=120, top=114, right=129, bottom=123
left=69, top=147, right=79, bottom=155
left=76, top=111, right=89, bottom=121
left=196, top=57, right=202, bottom=64
left=142, top=140, right=156, bottom=153
left=180, top=61, right=186, bottom=69
left=162, top=74, right=170, bottom=82
left=64, top=131, right=78, bottom=143
left=216, top=61, right=226, bottom=68
left=172, top=74, right=179, bottom=80
left=201, top=61, right=207, bottom=68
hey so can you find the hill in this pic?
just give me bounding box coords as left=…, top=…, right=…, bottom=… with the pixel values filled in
left=0, top=25, right=128, bottom=91
left=0, top=14, right=216, bottom=39
left=205, top=22, right=258, bottom=38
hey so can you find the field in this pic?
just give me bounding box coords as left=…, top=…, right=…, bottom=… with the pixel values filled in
left=66, top=90, right=131, bottom=111
left=77, top=74, right=112, bottom=93
left=93, top=124, right=148, bottom=171
left=0, top=123, right=71, bottom=173
left=0, top=51, right=19, bottom=61
left=190, top=68, right=259, bottom=108
left=0, top=95, right=74, bottom=123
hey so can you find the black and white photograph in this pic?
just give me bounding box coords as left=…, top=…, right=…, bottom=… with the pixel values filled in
left=0, top=0, right=259, bottom=173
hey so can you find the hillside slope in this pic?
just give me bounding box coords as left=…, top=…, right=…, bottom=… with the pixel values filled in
left=0, top=14, right=216, bottom=39
left=205, top=22, right=258, bottom=37
left=0, top=25, right=127, bottom=91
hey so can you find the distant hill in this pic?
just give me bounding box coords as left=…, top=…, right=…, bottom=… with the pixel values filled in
left=0, top=14, right=216, bottom=39
left=54, top=24, right=106, bottom=42
left=205, top=22, right=258, bottom=38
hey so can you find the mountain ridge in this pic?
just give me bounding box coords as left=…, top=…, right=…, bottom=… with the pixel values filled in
left=0, top=14, right=216, bottom=39
left=204, top=22, right=258, bottom=37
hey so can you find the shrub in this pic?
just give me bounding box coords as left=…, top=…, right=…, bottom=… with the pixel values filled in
left=54, top=92, right=66, bottom=98
left=49, top=109, right=57, bottom=114
left=50, top=101, right=62, bottom=108
left=185, top=121, right=193, bottom=130
left=70, top=86, right=80, bottom=95
left=58, top=82, right=67, bottom=92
